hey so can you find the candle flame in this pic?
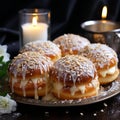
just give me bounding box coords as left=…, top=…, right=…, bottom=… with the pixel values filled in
left=102, top=6, right=107, bottom=19
left=32, top=16, right=38, bottom=26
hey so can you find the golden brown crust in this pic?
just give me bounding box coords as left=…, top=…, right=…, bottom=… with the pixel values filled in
left=12, top=87, right=49, bottom=97
left=53, top=34, right=90, bottom=56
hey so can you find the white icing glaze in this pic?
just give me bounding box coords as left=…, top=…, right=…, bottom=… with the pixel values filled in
left=21, top=65, right=27, bottom=80
left=53, top=82, right=63, bottom=97
left=12, top=78, right=17, bottom=93
left=81, top=43, right=118, bottom=68
left=20, top=80, right=28, bottom=97
left=53, top=34, right=90, bottom=55
left=53, top=34, right=90, bottom=52
left=32, top=78, right=38, bottom=99
left=91, top=76, right=99, bottom=88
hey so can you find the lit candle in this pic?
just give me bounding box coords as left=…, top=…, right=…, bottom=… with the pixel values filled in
left=81, top=6, right=119, bottom=33
left=101, top=6, right=107, bottom=19
left=22, top=16, right=48, bottom=45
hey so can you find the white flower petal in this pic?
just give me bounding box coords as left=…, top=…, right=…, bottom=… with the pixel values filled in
left=3, top=53, right=10, bottom=62
left=0, top=95, right=17, bottom=115
left=6, top=94, right=11, bottom=99
left=0, top=45, right=10, bottom=62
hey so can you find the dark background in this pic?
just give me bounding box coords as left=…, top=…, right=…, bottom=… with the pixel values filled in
left=0, top=0, right=120, bottom=57
left=0, top=1, right=120, bottom=119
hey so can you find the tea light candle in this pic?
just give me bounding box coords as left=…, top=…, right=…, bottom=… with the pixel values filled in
left=22, top=16, right=48, bottom=45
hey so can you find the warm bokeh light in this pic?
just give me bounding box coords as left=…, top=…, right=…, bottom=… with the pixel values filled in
left=102, top=6, right=107, bottom=19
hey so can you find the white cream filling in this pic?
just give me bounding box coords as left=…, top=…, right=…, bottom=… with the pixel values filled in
left=53, top=75, right=99, bottom=96
left=53, top=82, right=92, bottom=96
left=70, top=85, right=77, bottom=96
left=99, top=66, right=116, bottom=77
left=78, top=85, right=86, bottom=94
left=70, top=85, right=86, bottom=96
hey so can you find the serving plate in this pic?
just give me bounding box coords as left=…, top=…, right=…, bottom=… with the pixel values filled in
left=9, top=74, right=120, bottom=107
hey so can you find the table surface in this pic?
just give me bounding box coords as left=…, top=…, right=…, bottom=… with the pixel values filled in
left=0, top=93, right=120, bottom=120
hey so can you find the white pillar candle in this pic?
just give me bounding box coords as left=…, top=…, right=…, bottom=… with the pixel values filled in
left=22, top=23, right=48, bottom=44
left=22, top=17, right=48, bottom=45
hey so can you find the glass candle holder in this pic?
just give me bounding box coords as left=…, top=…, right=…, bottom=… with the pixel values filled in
left=19, top=9, right=50, bottom=47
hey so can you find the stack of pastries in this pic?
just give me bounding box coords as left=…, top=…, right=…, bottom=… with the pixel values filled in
left=8, top=34, right=119, bottom=100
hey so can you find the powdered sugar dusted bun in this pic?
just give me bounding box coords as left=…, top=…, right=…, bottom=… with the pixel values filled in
left=80, top=43, right=119, bottom=84
left=50, top=55, right=99, bottom=100
left=20, top=41, right=61, bottom=62
left=53, top=34, right=90, bottom=56
left=8, top=51, right=53, bottom=99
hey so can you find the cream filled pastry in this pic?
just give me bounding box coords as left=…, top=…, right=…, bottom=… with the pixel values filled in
left=50, top=55, right=99, bottom=100
left=20, top=40, right=61, bottom=62
left=53, top=34, right=90, bottom=56
left=8, top=51, right=53, bottom=99
left=80, top=43, right=119, bottom=85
